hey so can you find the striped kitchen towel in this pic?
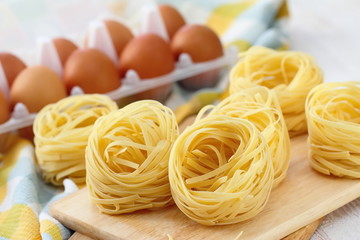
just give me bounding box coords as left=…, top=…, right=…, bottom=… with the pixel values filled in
left=158, top=0, right=289, bottom=51
left=0, top=135, right=78, bottom=240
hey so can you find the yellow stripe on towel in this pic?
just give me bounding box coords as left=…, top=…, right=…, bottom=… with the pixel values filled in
left=0, top=136, right=31, bottom=204
left=206, top=0, right=257, bottom=35
left=0, top=204, right=40, bottom=240
left=41, top=219, right=63, bottom=240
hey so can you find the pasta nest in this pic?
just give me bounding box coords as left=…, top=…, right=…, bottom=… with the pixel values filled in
left=34, top=94, right=117, bottom=185
left=169, top=115, right=273, bottom=225
left=198, top=87, right=290, bottom=187
left=306, top=82, right=360, bottom=178
left=86, top=100, right=179, bottom=214
left=230, top=46, right=323, bottom=137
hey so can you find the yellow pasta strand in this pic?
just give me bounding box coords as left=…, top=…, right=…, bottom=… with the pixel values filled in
left=86, top=100, right=179, bottom=214
left=34, top=94, right=117, bottom=185
left=197, top=87, right=290, bottom=187
left=230, top=46, right=323, bottom=137
left=306, top=81, right=360, bottom=178
left=169, top=115, right=273, bottom=225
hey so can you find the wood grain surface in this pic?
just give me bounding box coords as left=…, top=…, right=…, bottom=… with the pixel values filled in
left=69, top=233, right=92, bottom=240
left=282, top=217, right=325, bottom=240
left=69, top=217, right=325, bottom=240
left=50, top=134, right=360, bottom=240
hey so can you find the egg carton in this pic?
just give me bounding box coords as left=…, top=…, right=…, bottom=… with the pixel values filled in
left=0, top=4, right=238, bottom=135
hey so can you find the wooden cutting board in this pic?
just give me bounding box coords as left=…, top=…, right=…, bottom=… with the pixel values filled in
left=68, top=217, right=325, bottom=240
left=50, top=134, right=360, bottom=240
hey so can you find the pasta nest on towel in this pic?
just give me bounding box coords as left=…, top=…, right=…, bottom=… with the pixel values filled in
left=34, top=94, right=117, bottom=185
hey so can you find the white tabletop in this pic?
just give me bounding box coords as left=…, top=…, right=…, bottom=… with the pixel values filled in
left=289, top=0, right=360, bottom=83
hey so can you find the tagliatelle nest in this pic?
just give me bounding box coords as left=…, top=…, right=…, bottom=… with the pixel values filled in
left=198, top=86, right=290, bottom=187
left=86, top=100, right=179, bottom=214
left=169, top=115, right=273, bottom=225
left=230, top=46, right=323, bottom=136
left=306, top=81, right=360, bottom=178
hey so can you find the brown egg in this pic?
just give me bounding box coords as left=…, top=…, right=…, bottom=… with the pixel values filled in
left=64, top=48, right=121, bottom=94
left=159, top=4, right=186, bottom=40
left=18, top=126, right=34, bottom=142
left=53, top=38, right=78, bottom=66
left=119, top=34, right=175, bottom=102
left=104, top=20, right=134, bottom=57
left=0, top=91, right=10, bottom=124
left=0, top=53, right=27, bottom=88
left=10, top=66, right=67, bottom=113
left=120, top=34, right=175, bottom=79
left=0, top=91, right=10, bottom=152
left=171, top=25, right=224, bottom=90
left=171, top=25, right=223, bottom=62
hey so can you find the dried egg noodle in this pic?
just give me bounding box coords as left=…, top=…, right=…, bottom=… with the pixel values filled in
left=230, top=46, right=323, bottom=137
left=34, top=94, right=117, bottom=185
left=197, top=87, right=290, bottom=187
left=86, top=100, right=179, bottom=214
left=169, top=115, right=273, bottom=225
left=306, top=82, right=360, bottom=178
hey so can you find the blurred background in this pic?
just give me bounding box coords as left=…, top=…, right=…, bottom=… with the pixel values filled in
left=288, top=0, right=360, bottom=83
left=0, top=0, right=359, bottom=83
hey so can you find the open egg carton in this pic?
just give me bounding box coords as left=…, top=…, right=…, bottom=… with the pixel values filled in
left=0, top=4, right=238, bottom=135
